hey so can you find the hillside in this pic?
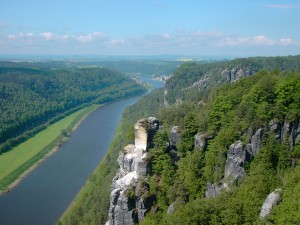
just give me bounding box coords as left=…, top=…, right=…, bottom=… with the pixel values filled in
left=138, top=69, right=300, bottom=224
left=0, top=62, right=145, bottom=153
left=165, top=55, right=300, bottom=104
left=58, top=55, right=300, bottom=225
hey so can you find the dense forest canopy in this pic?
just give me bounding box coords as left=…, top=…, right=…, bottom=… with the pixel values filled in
left=139, top=56, right=300, bottom=225
left=0, top=62, right=145, bottom=153
left=58, top=55, right=300, bottom=225
left=78, top=61, right=183, bottom=77
left=166, top=55, right=300, bottom=104
left=140, top=70, right=300, bottom=224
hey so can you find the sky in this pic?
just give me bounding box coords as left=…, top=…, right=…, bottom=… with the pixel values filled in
left=0, top=0, right=299, bottom=57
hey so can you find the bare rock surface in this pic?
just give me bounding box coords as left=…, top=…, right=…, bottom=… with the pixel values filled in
left=107, top=117, right=159, bottom=225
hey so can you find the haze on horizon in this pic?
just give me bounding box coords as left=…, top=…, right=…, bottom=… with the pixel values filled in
left=0, top=0, right=299, bottom=57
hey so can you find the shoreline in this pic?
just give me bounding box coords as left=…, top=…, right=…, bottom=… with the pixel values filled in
left=0, top=145, right=60, bottom=195
left=0, top=105, right=101, bottom=196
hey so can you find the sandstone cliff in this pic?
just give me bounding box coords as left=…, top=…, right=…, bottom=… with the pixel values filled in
left=106, top=117, right=159, bottom=225
left=206, top=118, right=300, bottom=198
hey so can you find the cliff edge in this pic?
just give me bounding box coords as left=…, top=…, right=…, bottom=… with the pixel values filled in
left=106, top=117, right=159, bottom=225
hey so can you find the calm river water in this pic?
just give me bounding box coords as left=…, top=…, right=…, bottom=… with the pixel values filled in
left=0, top=76, right=163, bottom=225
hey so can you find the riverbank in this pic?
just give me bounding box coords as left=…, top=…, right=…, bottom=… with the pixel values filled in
left=57, top=90, right=164, bottom=225
left=57, top=112, right=128, bottom=225
left=0, top=104, right=100, bottom=194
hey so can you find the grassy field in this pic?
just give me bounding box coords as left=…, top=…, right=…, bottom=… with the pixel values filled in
left=0, top=104, right=100, bottom=190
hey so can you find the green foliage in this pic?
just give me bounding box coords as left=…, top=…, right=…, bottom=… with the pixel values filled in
left=152, top=130, right=169, bottom=155
left=177, top=112, right=198, bottom=154
left=176, top=151, right=206, bottom=200
left=0, top=105, right=98, bottom=190
left=60, top=56, right=300, bottom=225
left=59, top=88, right=164, bottom=225
left=0, top=62, right=145, bottom=152
left=267, top=165, right=300, bottom=224
left=90, top=60, right=182, bottom=77
left=165, top=55, right=300, bottom=104
left=140, top=61, right=300, bottom=224
left=275, top=73, right=300, bottom=120
left=149, top=131, right=176, bottom=210
left=125, top=125, right=135, bottom=143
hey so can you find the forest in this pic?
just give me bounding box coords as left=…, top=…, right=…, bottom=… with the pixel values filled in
left=58, top=55, right=300, bottom=225
left=140, top=69, right=300, bottom=224
left=0, top=62, right=145, bottom=153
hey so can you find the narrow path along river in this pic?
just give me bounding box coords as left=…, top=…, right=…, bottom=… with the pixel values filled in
left=0, top=76, right=163, bottom=225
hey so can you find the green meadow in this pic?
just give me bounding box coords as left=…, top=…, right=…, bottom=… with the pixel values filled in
left=0, top=104, right=100, bottom=190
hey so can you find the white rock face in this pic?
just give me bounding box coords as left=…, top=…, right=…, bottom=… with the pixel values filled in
left=134, top=118, right=148, bottom=150
left=107, top=117, right=159, bottom=225
left=224, top=140, right=246, bottom=182
left=259, top=189, right=282, bottom=219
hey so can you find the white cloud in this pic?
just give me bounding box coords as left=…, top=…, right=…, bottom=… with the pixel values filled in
left=161, top=33, right=172, bottom=39
left=279, top=38, right=292, bottom=46
left=264, top=4, right=300, bottom=9
left=109, top=39, right=125, bottom=45
left=218, top=35, right=276, bottom=46
left=26, top=33, right=34, bottom=37
left=60, top=34, right=71, bottom=41
left=8, top=34, right=16, bottom=40
left=218, top=37, right=248, bottom=46
left=40, top=32, right=55, bottom=41
left=253, top=35, right=275, bottom=45
left=0, top=29, right=298, bottom=56
left=76, top=32, right=106, bottom=43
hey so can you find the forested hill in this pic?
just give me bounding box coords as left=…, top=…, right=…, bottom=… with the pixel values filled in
left=0, top=62, right=145, bottom=153
left=58, top=55, right=300, bottom=225
left=137, top=56, right=300, bottom=224
left=166, top=55, right=300, bottom=104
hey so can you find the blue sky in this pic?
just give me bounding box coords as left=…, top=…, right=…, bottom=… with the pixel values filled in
left=0, top=0, right=299, bottom=57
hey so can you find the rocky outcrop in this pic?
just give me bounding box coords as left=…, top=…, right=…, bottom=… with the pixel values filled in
left=189, top=75, right=210, bottom=90
left=267, top=119, right=300, bottom=146
left=206, top=141, right=246, bottom=198
left=134, top=117, right=159, bottom=150
left=164, top=89, right=169, bottom=107
left=194, top=133, right=209, bottom=151
left=168, top=126, right=180, bottom=162
left=167, top=202, right=176, bottom=214
left=206, top=118, right=300, bottom=199
left=224, top=141, right=246, bottom=184
left=259, top=189, right=282, bottom=219
left=294, top=120, right=300, bottom=144
left=170, top=126, right=180, bottom=148
left=248, top=128, right=264, bottom=156
left=205, top=183, right=223, bottom=198
left=107, top=117, right=159, bottom=225
left=281, top=120, right=300, bottom=146
left=222, top=68, right=254, bottom=83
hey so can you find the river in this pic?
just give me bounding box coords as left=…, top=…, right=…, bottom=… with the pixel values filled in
left=0, top=76, right=164, bottom=225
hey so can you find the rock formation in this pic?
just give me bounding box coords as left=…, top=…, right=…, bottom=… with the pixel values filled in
left=194, top=133, right=207, bottom=151
left=205, top=183, right=223, bottom=198
left=167, top=202, right=176, bottom=214
left=170, top=126, right=180, bottom=148
left=222, top=68, right=254, bottom=83
left=249, top=128, right=264, bottom=156
left=106, top=117, right=159, bottom=225
left=206, top=141, right=246, bottom=198
left=259, top=189, right=282, bottom=219
left=206, top=118, right=300, bottom=199
left=189, top=75, right=210, bottom=90
left=224, top=140, right=246, bottom=184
